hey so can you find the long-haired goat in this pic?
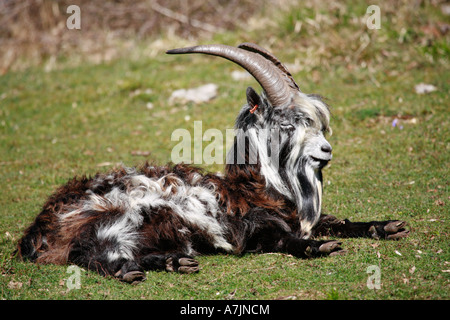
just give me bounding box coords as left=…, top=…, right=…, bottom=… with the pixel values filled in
left=17, top=43, right=409, bottom=283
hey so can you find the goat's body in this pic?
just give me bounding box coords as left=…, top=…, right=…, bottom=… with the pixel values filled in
left=18, top=162, right=307, bottom=276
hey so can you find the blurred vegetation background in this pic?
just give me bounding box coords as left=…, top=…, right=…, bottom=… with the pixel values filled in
left=0, top=0, right=448, bottom=300
left=1, top=0, right=448, bottom=74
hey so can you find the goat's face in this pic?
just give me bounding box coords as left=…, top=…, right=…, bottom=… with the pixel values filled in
left=237, top=87, right=332, bottom=172
left=272, top=97, right=332, bottom=171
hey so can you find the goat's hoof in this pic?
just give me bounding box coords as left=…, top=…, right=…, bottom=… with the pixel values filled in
left=178, top=258, right=200, bottom=274
left=385, top=221, right=410, bottom=239
left=369, top=220, right=410, bottom=240
left=330, top=249, right=348, bottom=256
left=318, top=240, right=341, bottom=253
left=166, top=256, right=199, bottom=274
left=318, top=240, right=346, bottom=256
left=117, top=271, right=146, bottom=284
left=114, top=261, right=146, bottom=284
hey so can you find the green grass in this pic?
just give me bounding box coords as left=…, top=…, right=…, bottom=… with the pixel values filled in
left=1, top=2, right=449, bottom=300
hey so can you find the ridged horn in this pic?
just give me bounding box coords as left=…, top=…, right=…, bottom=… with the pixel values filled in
left=166, top=44, right=293, bottom=108
left=238, top=42, right=300, bottom=91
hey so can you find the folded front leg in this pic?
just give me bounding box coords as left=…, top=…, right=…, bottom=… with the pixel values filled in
left=312, top=215, right=410, bottom=240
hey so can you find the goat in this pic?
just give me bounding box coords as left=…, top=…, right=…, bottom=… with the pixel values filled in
left=17, top=43, right=409, bottom=283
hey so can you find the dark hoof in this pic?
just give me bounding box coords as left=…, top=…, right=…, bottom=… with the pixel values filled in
left=166, top=256, right=199, bottom=274
left=304, top=240, right=346, bottom=258
left=330, top=249, right=348, bottom=257
left=385, top=221, right=410, bottom=239
left=116, top=270, right=146, bottom=284
left=387, top=229, right=410, bottom=240
left=318, top=240, right=346, bottom=256
left=319, top=240, right=341, bottom=253
left=369, top=220, right=410, bottom=240
left=384, top=221, right=406, bottom=233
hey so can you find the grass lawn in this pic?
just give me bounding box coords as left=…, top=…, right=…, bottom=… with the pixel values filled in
left=0, top=1, right=448, bottom=300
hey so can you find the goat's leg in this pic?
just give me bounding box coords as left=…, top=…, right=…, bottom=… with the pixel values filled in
left=68, top=234, right=147, bottom=284
left=139, top=253, right=199, bottom=274
left=69, top=244, right=148, bottom=284
left=241, top=213, right=346, bottom=258
left=312, top=214, right=409, bottom=240
left=113, top=260, right=146, bottom=284
left=281, top=235, right=346, bottom=258
left=111, top=253, right=200, bottom=283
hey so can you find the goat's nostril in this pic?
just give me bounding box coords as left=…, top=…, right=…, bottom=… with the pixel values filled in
left=321, top=144, right=332, bottom=153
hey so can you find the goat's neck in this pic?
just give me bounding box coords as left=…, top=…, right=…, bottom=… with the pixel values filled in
left=224, top=140, right=323, bottom=237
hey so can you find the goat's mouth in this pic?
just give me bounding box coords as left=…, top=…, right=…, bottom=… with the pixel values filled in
left=310, top=156, right=331, bottom=168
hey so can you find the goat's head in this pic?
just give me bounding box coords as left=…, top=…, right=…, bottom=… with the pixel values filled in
left=167, top=43, right=332, bottom=236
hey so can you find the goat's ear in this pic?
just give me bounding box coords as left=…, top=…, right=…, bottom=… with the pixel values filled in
left=246, top=87, right=261, bottom=114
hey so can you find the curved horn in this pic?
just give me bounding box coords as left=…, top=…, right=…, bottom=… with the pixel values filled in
left=238, top=42, right=300, bottom=91
left=166, top=44, right=292, bottom=108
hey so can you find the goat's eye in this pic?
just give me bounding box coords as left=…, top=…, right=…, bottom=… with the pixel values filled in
left=303, top=118, right=313, bottom=126
left=280, top=121, right=295, bottom=131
